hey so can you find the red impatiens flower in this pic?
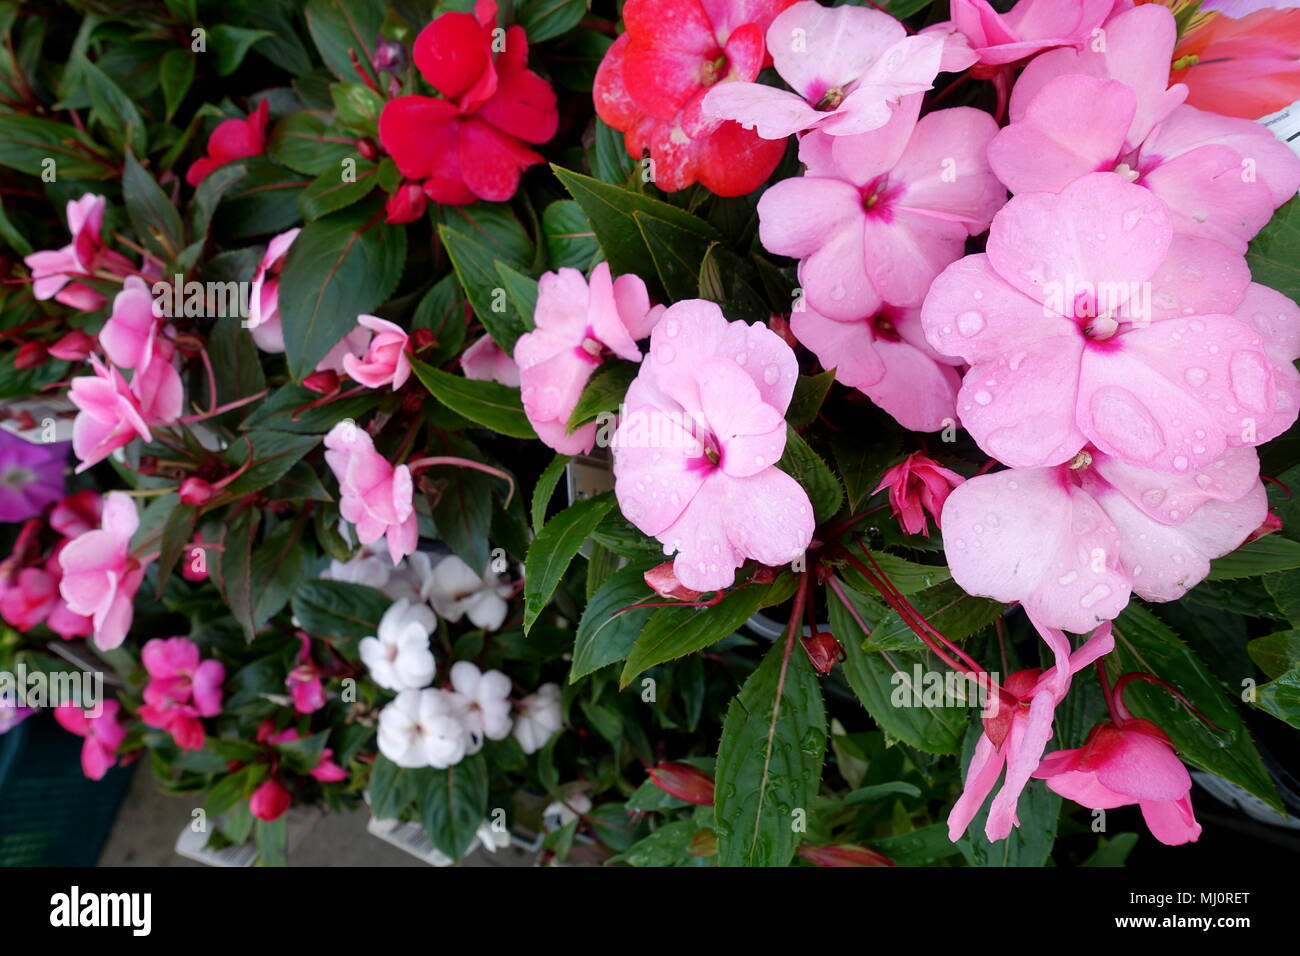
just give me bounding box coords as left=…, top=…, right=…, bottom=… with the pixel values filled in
left=593, top=0, right=796, bottom=196
left=185, top=100, right=270, bottom=186
left=378, top=0, right=559, bottom=205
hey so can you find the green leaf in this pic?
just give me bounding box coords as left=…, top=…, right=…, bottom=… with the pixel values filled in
left=714, top=639, right=826, bottom=868
left=1110, top=604, right=1281, bottom=809
left=635, top=211, right=715, bottom=302
left=410, top=358, right=535, bottom=438
left=524, top=493, right=616, bottom=632
left=1247, top=194, right=1300, bottom=301
left=1256, top=666, right=1300, bottom=729
left=427, top=439, right=495, bottom=572
left=410, top=274, right=469, bottom=365
left=268, top=110, right=356, bottom=175
left=439, top=224, right=529, bottom=352
left=305, top=0, right=385, bottom=82
left=330, top=80, right=385, bottom=135
left=1207, top=534, right=1300, bottom=579
left=620, top=574, right=797, bottom=685
left=494, top=260, right=539, bottom=324
left=250, top=519, right=310, bottom=626
left=832, top=440, right=895, bottom=513
left=840, top=546, right=951, bottom=595
left=224, top=430, right=321, bottom=497
left=298, top=161, right=377, bottom=220
left=864, top=579, right=1003, bottom=652
left=241, top=383, right=379, bottom=434
left=420, top=754, right=489, bottom=859
left=1246, top=629, right=1300, bottom=679
left=777, top=427, right=843, bottom=523
left=291, top=579, right=391, bottom=640
left=205, top=764, right=266, bottom=817
left=273, top=731, right=329, bottom=775
left=542, top=199, right=600, bottom=270
left=368, top=755, right=417, bottom=819
left=610, top=819, right=704, bottom=867
left=567, top=360, right=636, bottom=432
left=517, top=0, right=588, bottom=43
left=212, top=157, right=309, bottom=238
left=123, top=151, right=184, bottom=260
left=73, top=51, right=146, bottom=156
left=214, top=509, right=259, bottom=641
left=532, top=453, right=571, bottom=532
left=155, top=503, right=198, bottom=594
left=786, top=369, right=836, bottom=430
left=0, top=115, right=108, bottom=179
left=279, top=204, right=406, bottom=379
left=159, top=49, right=195, bottom=122
left=209, top=25, right=272, bottom=76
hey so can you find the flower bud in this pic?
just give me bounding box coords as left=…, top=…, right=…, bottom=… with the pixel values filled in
left=249, top=778, right=291, bottom=822
left=13, top=342, right=48, bottom=369
left=302, top=370, right=340, bottom=394
left=410, top=328, right=436, bottom=350
left=1245, top=512, right=1283, bottom=544
left=647, top=762, right=715, bottom=806
left=47, top=330, right=95, bottom=361
left=800, top=631, right=842, bottom=675
left=385, top=181, right=428, bottom=224
left=355, top=137, right=380, bottom=162
left=178, top=477, right=216, bottom=506
left=644, top=561, right=703, bottom=602
left=796, top=843, right=894, bottom=867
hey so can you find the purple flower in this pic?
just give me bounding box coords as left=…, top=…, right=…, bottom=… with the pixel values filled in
left=0, top=429, right=69, bottom=522
left=0, top=700, right=33, bottom=735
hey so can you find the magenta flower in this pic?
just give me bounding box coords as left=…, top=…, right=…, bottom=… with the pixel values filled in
left=948, top=619, right=1114, bottom=843
left=0, top=550, right=93, bottom=639
left=342, top=315, right=412, bottom=390
left=286, top=634, right=325, bottom=715
left=461, top=335, right=520, bottom=386
left=942, top=448, right=1267, bottom=634
left=991, top=7, right=1300, bottom=253
left=0, top=429, right=68, bottom=522
left=874, top=452, right=964, bottom=537
left=68, top=355, right=152, bottom=472
left=57, top=491, right=152, bottom=650
left=922, top=172, right=1300, bottom=472
left=945, top=0, right=1116, bottom=68
left=791, top=304, right=962, bottom=431
left=702, top=1, right=944, bottom=140
left=54, top=700, right=128, bottom=781
left=323, top=422, right=417, bottom=565
left=50, top=490, right=103, bottom=538
left=758, top=102, right=1003, bottom=320
left=137, top=637, right=225, bottom=751
left=611, top=300, right=814, bottom=592
left=515, top=262, right=660, bottom=455
left=23, top=194, right=134, bottom=312
left=250, top=778, right=291, bottom=822
left=246, top=228, right=299, bottom=354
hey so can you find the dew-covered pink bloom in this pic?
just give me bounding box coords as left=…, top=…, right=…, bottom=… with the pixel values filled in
left=758, top=101, right=1003, bottom=320
left=137, top=636, right=225, bottom=751
left=1034, top=717, right=1201, bottom=845
left=247, top=228, right=299, bottom=354
left=323, top=422, right=417, bottom=565
left=942, top=447, right=1267, bottom=634
left=55, top=700, right=128, bottom=780
left=945, top=0, right=1116, bottom=67
left=922, top=173, right=1300, bottom=472
left=992, top=29, right=1300, bottom=253
left=791, top=303, right=962, bottom=431
left=702, top=1, right=944, bottom=139
left=515, top=262, right=660, bottom=455
left=341, top=315, right=411, bottom=390
left=874, top=452, right=964, bottom=537
left=611, top=300, right=813, bottom=592
left=23, top=195, right=134, bottom=312
left=68, top=355, right=152, bottom=472
left=948, top=618, right=1114, bottom=843
left=58, top=491, right=151, bottom=650
left=461, top=335, right=521, bottom=386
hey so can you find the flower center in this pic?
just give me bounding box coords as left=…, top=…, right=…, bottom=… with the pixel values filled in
left=814, top=87, right=844, bottom=111
left=699, top=53, right=728, bottom=87
left=0, top=467, right=34, bottom=490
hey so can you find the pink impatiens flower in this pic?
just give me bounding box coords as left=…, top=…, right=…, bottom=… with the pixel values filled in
left=945, top=0, right=1116, bottom=68
left=702, top=1, right=944, bottom=139
left=323, top=422, right=417, bottom=565
left=55, top=700, right=129, bottom=781
left=758, top=101, right=1003, bottom=320
left=942, top=447, right=1267, bottom=634
left=23, top=194, right=134, bottom=312
left=1034, top=715, right=1201, bottom=846
left=611, top=300, right=814, bottom=592
left=186, top=99, right=270, bottom=186
left=515, top=262, right=660, bottom=455
left=137, top=636, right=226, bottom=751
left=99, top=276, right=184, bottom=427
left=461, top=335, right=521, bottom=386
left=246, top=228, right=299, bottom=354
left=874, top=452, right=964, bottom=537
left=58, top=491, right=152, bottom=650
left=342, top=315, right=412, bottom=390
left=68, top=355, right=153, bottom=471
left=922, top=172, right=1300, bottom=472
left=948, top=619, right=1114, bottom=843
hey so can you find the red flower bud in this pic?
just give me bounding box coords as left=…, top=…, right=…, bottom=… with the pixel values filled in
left=302, top=370, right=340, bottom=394
left=385, top=181, right=428, bottom=225
left=410, top=328, right=436, bottom=350
left=748, top=566, right=778, bottom=585
left=644, top=561, right=703, bottom=602
left=796, top=843, right=895, bottom=867
left=13, top=342, right=48, bottom=369
left=768, top=313, right=798, bottom=349
left=800, top=631, right=843, bottom=675
left=178, top=477, right=216, bottom=506
left=647, top=762, right=715, bottom=806
left=1245, top=512, right=1283, bottom=544
left=355, top=137, right=380, bottom=162
left=249, top=778, right=291, bottom=822
left=47, top=330, right=95, bottom=361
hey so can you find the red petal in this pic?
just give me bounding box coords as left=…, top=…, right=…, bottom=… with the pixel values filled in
left=378, top=96, right=460, bottom=181
left=722, top=21, right=765, bottom=81
left=624, top=0, right=717, bottom=53
left=692, top=120, right=785, bottom=196
left=207, top=113, right=266, bottom=164
left=414, top=11, right=491, bottom=99
left=458, top=118, right=541, bottom=202
left=623, top=38, right=710, bottom=120
left=594, top=33, right=641, bottom=132
left=478, top=68, right=558, bottom=144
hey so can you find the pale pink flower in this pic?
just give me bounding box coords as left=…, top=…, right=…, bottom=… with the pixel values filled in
left=611, top=300, right=814, bottom=593
left=874, top=452, right=964, bottom=537
left=461, top=335, right=520, bottom=386
left=515, top=262, right=659, bottom=455
left=922, top=172, right=1300, bottom=472
left=68, top=355, right=151, bottom=471
left=944, top=0, right=1116, bottom=67
left=23, top=194, right=134, bottom=312
left=57, top=491, right=151, bottom=650
left=342, top=315, right=412, bottom=390
left=790, top=303, right=962, bottom=431
left=323, top=422, right=417, bottom=565
left=315, top=326, right=371, bottom=375
left=942, top=448, right=1267, bottom=634
left=100, top=276, right=165, bottom=373
left=701, top=1, right=945, bottom=139
left=948, top=618, right=1114, bottom=843
left=247, top=227, right=299, bottom=353
left=758, top=101, right=1003, bottom=321
left=54, top=700, right=129, bottom=781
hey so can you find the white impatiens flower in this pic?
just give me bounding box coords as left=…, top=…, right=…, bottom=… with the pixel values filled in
left=377, top=688, right=469, bottom=769
left=323, top=549, right=392, bottom=591
left=326, top=549, right=438, bottom=604
left=359, top=599, right=437, bottom=691
left=513, top=683, right=562, bottom=755
left=543, top=792, right=592, bottom=832
left=446, top=660, right=513, bottom=752
left=424, top=555, right=513, bottom=631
